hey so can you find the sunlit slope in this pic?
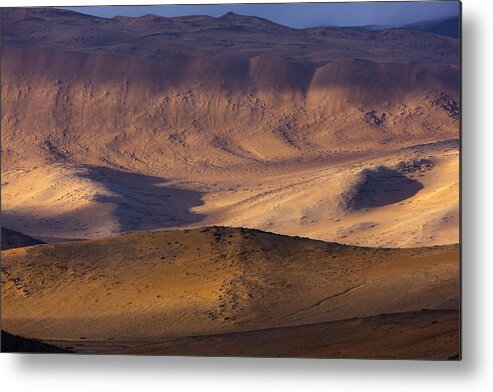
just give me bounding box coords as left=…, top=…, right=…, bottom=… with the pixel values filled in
left=2, top=227, right=459, bottom=341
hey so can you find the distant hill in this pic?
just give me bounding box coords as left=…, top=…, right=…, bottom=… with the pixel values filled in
left=313, top=24, right=391, bottom=31
left=404, top=16, right=460, bottom=38
left=316, top=16, right=460, bottom=38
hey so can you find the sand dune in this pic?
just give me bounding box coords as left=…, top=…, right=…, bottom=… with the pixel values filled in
left=1, top=227, right=459, bottom=358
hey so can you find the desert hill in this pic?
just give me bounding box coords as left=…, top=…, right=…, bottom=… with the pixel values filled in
left=1, top=7, right=459, bottom=247
left=1, top=226, right=459, bottom=358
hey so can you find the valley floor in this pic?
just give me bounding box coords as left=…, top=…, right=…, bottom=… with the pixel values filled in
left=1, top=140, right=459, bottom=248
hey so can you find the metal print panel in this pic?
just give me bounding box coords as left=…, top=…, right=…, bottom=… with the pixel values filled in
left=0, top=1, right=461, bottom=359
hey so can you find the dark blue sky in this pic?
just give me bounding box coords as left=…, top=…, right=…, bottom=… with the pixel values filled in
left=62, top=1, right=460, bottom=29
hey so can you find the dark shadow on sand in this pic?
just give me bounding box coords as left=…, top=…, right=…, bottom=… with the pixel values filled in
left=76, top=166, right=206, bottom=232
left=347, top=167, right=424, bottom=211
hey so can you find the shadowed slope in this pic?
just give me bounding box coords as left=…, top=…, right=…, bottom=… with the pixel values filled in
left=1, top=330, right=72, bottom=353
left=1, top=227, right=45, bottom=250
left=109, top=310, right=459, bottom=359
left=76, top=166, right=207, bottom=232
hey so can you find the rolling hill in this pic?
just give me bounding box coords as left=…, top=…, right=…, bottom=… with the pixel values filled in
left=1, top=227, right=460, bottom=358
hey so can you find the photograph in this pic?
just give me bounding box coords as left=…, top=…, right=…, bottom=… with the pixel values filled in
left=1, top=1, right=460, bottom=359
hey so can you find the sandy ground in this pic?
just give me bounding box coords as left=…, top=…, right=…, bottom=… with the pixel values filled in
left=2, top=139, right=458, bottom=247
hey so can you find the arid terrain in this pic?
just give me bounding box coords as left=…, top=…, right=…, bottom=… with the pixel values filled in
left=1, top=7, right=460, bottom=358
